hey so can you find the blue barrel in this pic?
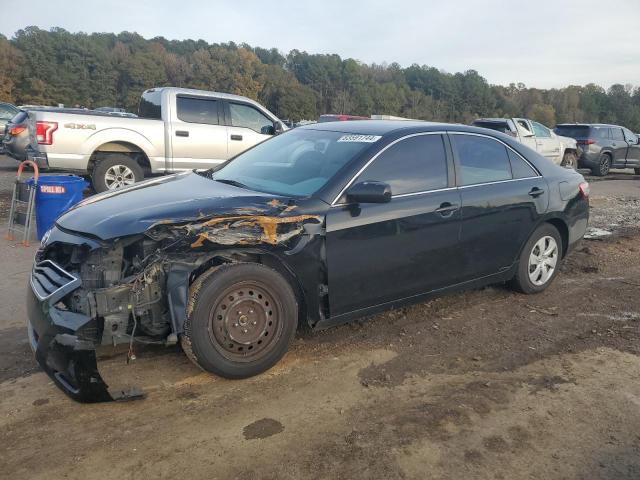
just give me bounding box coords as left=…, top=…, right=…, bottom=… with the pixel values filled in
left=28, top=175, right=89, bottom=239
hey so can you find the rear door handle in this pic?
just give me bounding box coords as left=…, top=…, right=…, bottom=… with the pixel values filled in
left=231, top=134, right=243, bottom=141
left=175, top=130, right=189, bottom=137
left=435, top=202, right=459, bottom=217
left=528, top=187, right=545, bottom=198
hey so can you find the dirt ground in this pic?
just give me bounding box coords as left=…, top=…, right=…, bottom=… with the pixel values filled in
left=2, top=156, right=640, bottom=479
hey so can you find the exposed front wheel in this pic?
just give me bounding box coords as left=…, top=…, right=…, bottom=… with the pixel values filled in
left=561, top=151, right=577, bottom=169
left=92, top=154, right=144, bottom=193
left=591, top=153, right=611, bottom=177
left=510, top=224, right=563, bottom=294
left=182, top=263, right=298, bottom=379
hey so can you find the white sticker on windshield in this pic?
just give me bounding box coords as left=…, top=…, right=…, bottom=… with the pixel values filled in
left=337, top=134, right=382, bottom=143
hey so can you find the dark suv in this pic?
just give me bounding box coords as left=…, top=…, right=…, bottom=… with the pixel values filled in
left=554, top=124, right=640, bottom=176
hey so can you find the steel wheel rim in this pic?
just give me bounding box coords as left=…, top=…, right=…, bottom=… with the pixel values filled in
left=208, top=281, right=283, bottom=362
left=105, top=165, right=136, bottom=189
left=528, top=235, right=558, bottom=286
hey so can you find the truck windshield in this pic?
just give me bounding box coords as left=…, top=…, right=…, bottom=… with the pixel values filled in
left=211, top=129, right=378, bottom=197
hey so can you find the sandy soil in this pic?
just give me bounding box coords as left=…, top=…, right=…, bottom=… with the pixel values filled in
left=2, top=158, right=640, bottom=479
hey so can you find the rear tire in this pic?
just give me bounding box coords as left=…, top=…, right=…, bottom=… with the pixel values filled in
left=561, top=151, right=577, bottom=169
left=591, top=153, right=611, bottom=177
left=92, top=154, right=144, bottom=193
left=182, top=263, right=298, bottom=379
left=510, top=223, right=563, bottom=294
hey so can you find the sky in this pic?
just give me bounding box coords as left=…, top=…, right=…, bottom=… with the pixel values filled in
left=2, top=0, right=638, bottom=89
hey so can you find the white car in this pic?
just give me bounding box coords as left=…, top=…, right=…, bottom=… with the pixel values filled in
left=472, top=117, right=579, bottom=168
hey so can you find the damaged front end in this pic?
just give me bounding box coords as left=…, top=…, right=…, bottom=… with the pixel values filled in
left=27, top=206, right=323, bottom=402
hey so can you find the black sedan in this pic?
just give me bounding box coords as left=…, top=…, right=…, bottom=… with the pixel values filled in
left=27, top=121, right=589, bottom=402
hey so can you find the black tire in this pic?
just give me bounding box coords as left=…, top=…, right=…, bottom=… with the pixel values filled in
left=560, top=151, right=577, bottom=169
left=91, top=153, right=144, bottom=193
left=181, top=263, right=298, bottom=379
left=634, top=168, right=640, bottom=176
left=591, top=153, right=611, bottom=177
left=510, top=223, right=563, bottom=294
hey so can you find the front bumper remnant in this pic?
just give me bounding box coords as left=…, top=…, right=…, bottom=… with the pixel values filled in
left=27, top=260, right=144, bottom=402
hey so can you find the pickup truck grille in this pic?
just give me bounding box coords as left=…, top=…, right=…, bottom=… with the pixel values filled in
left=30, top=260, right=81, bottom=302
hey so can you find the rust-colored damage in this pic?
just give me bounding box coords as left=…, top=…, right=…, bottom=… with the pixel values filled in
left=187, top=214, right=321, bottom=248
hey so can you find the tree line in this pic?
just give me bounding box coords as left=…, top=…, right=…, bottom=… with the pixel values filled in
left=1, top=26, right=639, bottom=131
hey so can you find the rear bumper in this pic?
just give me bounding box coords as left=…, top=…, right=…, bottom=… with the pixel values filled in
left=578, top=151, right=601, bottom=168
left=27, top=260, right=142, bottom=402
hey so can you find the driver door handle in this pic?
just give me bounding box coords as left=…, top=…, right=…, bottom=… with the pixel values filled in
left=175, top=130, right=189, bottom=137
left=231, top=134, right=243, bottom=141
left=435, top=202, right=459, bottom=217
left=528, top=187, right=545, bottom=198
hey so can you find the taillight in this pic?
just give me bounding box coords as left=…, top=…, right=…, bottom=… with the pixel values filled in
left=36, top=121, right=58, bottom=145
left=9, top=126, right=26, bottom=136
left=577, top=139, right=596, bottom=145
left=579, top=182, right=590, bottom=198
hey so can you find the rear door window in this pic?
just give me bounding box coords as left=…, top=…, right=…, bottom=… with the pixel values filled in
left=229, top=103, right=274, bottom=134
left=593, top=127, right=610, bottom=140
left=611, top=128, right=625, bottom=141
left=355, top=134, right=448, bottom=195
left=453, top=135, right=513, bottom=186
left=176, top=96, right=220, bottom=125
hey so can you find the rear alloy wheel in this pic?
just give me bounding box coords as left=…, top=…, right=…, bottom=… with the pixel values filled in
left=92, top=154, right=144, bottom=193
left=561, top=151, right=577, bottom=169
left=591, top=153, right=611, bottom=177
left=511, top=223, right=563, bottom=294
left=182, top=263, right=298, bottom=379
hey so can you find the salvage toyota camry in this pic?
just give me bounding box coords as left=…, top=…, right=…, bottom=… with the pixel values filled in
left=27, top=121, right=589, bottom=402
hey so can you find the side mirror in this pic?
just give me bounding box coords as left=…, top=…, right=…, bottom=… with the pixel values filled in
left=274, top=121, right=285, bottom=135
left=260, top=125, right=275, bottom=135
left=346, top=181, right=392, bottom=204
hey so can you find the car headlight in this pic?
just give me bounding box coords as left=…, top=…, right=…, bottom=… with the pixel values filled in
left=40, top=227, right=53, bottom=248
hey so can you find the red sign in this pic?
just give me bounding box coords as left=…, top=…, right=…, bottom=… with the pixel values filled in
left=40, top=185, right=66, bottom=194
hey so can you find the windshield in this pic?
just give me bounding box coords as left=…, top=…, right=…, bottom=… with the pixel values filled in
left=211, top=129, right=379, bottom=197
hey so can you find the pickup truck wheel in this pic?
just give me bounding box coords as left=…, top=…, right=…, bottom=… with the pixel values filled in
left=510, top=223, right=563, bottom=294
left=591, top=153, right=611, bottom=177
left=181, top=263, right=298, bottom=379
left=92, top=154, right=144, bottom=193
left=561, top=151, right=577, bottom=169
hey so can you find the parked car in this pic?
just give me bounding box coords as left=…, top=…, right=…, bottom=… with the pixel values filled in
left=3, top=107, right=89, bottom=160
left=25, top=87, right=286, bottom=192
left=318, top=114, right=370, bottom=122
left=472, top=118, right=580, bottom=168
left=0, top=102, right=20, bottom=149
left=554, top=123, right=640, bottom=176
left=27, top=120, right=589, bottom=402
left=2, top=110, right=30, bottom=160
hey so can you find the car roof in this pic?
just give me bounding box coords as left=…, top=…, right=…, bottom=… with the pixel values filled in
left=299, top=119, right=490, bottom=136
left=556, top=123, right=621, bottom=128
left=473, top=118, right=510, bottom=123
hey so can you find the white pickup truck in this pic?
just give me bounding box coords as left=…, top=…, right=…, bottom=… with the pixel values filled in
left=472, top=117, right=579, bottom=168
left=27, top=87, right=286, bottom=192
